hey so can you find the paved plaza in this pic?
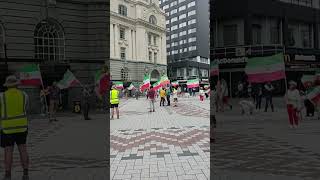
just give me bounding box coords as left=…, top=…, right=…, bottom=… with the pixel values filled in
left=110, top=96, right=210, bottom=180
left=0, top=112, right=109, bottom=180
left=213, top=97, right=320, bottom=180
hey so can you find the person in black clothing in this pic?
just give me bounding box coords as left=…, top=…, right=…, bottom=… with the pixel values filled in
left=255, top=85, right=263, bottom=110
left=304, top=85, right=315, bottom=117
left=82, top=86, right=92, bottom=120
left=264, top=82, right=274, bottom=112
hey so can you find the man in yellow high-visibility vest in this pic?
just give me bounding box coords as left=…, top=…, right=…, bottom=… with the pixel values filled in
left=110, top=85, right=120, bottom=120
left=0, top=75, right=29, bottom=180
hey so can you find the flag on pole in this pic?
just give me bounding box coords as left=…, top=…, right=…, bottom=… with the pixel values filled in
left=306, top=86, right=320, bottom=104
left=57, top=70, right=79, bottom=89
left=160, top=75, right=170, bottom=85
left=187, top=79, right=199, bottom=88
left=140, top=74, right=151, bottom=92
left=19, top=64, right=42, bottom=86
left=245, top=53, right=286, bottom=83
left=95, top=70, right=109, bottom=96
left=171, top=81, right=179, bottom=87
left=128, top=83, right=135, bottom=90
left=113, top=81, right=124, bottom=89
left=301, top=75, right=315, bottom=87
left=210, top=61, right=219, bottom=76
left=152, top=80, right=162, bottom=91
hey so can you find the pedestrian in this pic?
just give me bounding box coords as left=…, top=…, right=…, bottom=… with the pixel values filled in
left=285, top=81, right=302, bottom=128
left=147, top=86, right=156, bottom=112
left=199, top=87, right=205, bottom=101
left=135, top=89, right=139, bottom=100
left=173, top=87, right=178, bottom=107
left=166, top=86, right=171, bottom=106
left=192, top=87, right=196, bottom=97
left=0, top=75, right=29, bottom=180
left=81, top=85, right=91, bottom=120
left=247, top=83, right=252, bottom=98
left=160, top=87, right=166, bottom=106
left=110, top=85, right=120, bottom=120
left=40, top=89, right=48, bottom=117
left=264, top=81, right=275, bottom=112
left=237, top=81, right=244, bottom=98
left=221, top=79, right=232, bottom=111
left=48, top=81, right=60, bottom=122
left=304, top=84, right=315, bottom=117
left=255, top=85, right=263, bottom=110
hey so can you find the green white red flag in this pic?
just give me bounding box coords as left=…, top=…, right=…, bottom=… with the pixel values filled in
left=171, top=81, right=179, bottom=87
left=245, top=53, right=286, bottom=83
left=113, top=81, right=124, bottom=89
left=152, top=80, right=162, bottom=91
left=301, top=75, right=315, bottom=87
left=19, top=64, right=42, bottom=86
left=57, top=70, right=79, bottom=89
left=306, top=86, right=320, bottom=104
left=128, top=83, right=135, bottom=90
left=160, top=75, right=170, bottom=85
left=187, top=79, right=199, bottom=88
left=95, top=70, right=109, bottom=96
left=210, top=61, right=219, bottom=76
left=140, top=74, right=151, bottom=92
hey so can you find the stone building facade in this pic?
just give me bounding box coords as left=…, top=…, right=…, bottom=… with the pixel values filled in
left=110, top=0, right=167, bottom=84
left=0, top=0, right=108, bottom=113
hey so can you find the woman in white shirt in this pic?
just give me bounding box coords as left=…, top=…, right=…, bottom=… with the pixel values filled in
left=285, top=81, right=302, bottom=128
left=199, top=87, right=205, bottom=101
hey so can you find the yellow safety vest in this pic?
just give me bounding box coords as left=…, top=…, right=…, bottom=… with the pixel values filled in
left=0, top=88, right=28, bottom=134
left=110, top=89, right=119, bottom=104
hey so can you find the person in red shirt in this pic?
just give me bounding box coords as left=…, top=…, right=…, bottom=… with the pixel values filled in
left=147, top=86, right=156, bottom=112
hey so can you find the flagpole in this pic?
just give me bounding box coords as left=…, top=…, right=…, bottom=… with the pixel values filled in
left=38, top=64, right=50, bottom=121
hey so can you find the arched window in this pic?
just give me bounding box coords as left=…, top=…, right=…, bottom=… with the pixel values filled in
left=121, top=67, right=129, bottom=81
left=0, top=23, right=5, bottom=58
left=149, top=15, right=157, bottom=25
left=118, top=5, right=127, bottom=16
left=34, top=19, right=65, bottom=61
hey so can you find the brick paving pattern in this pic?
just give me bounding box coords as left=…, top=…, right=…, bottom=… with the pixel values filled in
left=111, top=96, right=210, bottom=180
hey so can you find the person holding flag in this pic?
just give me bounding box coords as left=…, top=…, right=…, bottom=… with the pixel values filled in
left=285, top=81, right=302, bottom=128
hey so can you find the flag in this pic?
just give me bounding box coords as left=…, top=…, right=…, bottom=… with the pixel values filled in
left=57, top=70, right=79, bottom=89
left=113, top=81, right=124, bottom=89
left=301, top=75, right=315, bottom=87
left=187, top=79, right=199, bottom=88
left=128, top=83, right=135, bottom=90
left=245, top=53, right=286, bottom=83
left=160, top=75, right=170, bottom=85
left=95, top=70, right=109, bottom=95
left=306, top=86, right=320, bottom=104
left=152, top=80, right=162, bottom=91
left=19, top=64, right=42, bottom=86
left=171, top=81, right=179, bottom=87
left=140, top=74, right=151, bottom=92
left=210, top=61, right=219, bottom=76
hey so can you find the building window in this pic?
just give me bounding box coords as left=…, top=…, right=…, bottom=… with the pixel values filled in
left=301, top=27, right=312, bottom=48
left=121, top=67, right=129, bottom=81
left=189, top=46, right=197, bottom=51
left=154, top=36, right=157, bottom=45
left=170, top=1, right=177, bottom=7
left=187, top=10, right=196, bottom=16
left=188, top=28, right=196, bottom=34
left=34, top=19, right=65, bottom=61
left=187, top=1, right=196, bottom=8
left=270, top=26, right=280, bottom=44
left=178, top=0, right=185, bottom=3
left=0, top=23, right=4, bottom=58
left=118, top=5, right=128, bottom=16
left=179, top=31, right=187, bottom=36
left=179, top=5, right=186, bottom=11
left=163, top=4, right=169, bottom=10
left=166, top=20, right=170, bottom=25
left=179, top=14, right=186, bottom=20
left=149, top=51, right=153, bottom=61
left=179, top=22, right=187, bottom=28
left=171, top=17, right=178, bottom=23
left=120, top=47, right=126, bottom=60
left=171, top=25, right=178, bottom=31
left=120, top=28, right=126, bottom=40
left=252, top=24, right=262, bottom=45
left=223, top=25, right=237, bottom=46
left=170, top=9, right=178, bottom=15
left=149, top=15, right=157, bottom=25
left=188, top=19, right=196, bottom=25
left=154, top=52, right=157, bottom=63
left=148, top=34, right=152, bottom=45
left=188, top=37, right=196, bottom=42
left=171, top=33, right=178, bottom=39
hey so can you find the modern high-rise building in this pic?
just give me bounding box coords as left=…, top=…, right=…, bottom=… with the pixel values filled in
left=160, top=0, right=210, bottom=83
left=110, top=0, right=167, bottom=85
left=211, top=0, right=320, bottom=96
